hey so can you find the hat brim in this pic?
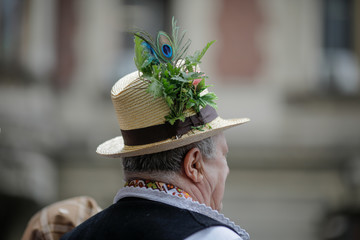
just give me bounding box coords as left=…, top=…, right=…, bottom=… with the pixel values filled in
left=96, top=117, right=250, bottom=158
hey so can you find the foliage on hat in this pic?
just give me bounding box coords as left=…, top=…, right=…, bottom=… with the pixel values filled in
left=133, top=17, right=217, bottom=125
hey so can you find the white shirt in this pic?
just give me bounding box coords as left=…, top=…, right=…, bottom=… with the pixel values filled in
left=185, top=226, right=243, bottom=240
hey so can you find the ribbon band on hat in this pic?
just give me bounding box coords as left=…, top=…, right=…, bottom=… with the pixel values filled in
left=121, top=105, right=218, bottom=146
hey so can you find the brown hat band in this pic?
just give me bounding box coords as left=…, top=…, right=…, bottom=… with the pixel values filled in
left=120, top=105, right=218, bottom=146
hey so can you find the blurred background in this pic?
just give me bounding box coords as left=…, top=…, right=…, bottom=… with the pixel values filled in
left=1, top=0, right=360, bottom=239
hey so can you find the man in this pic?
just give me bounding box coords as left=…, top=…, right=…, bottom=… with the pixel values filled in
left=62, top=19, right=250, bottom=240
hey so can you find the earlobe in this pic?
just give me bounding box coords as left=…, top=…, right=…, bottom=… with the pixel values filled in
left=183, top=148, right=204, bottom=183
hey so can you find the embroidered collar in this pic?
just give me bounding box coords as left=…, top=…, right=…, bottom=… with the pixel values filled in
left=125, top=179, right=192, bottom=200
left=114, top=182, right=250, bottom=240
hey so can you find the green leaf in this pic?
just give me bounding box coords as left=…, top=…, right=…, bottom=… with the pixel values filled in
left=185, top=40, right=215, bottom=67
left=191, top=125, right=205, bottom=131
left=196, top=40, right=216, bottom=63
left=200, top=92, right=218, bottom=109
left=147, top=79, right=163, bottom=98
left=165, top=96, right=174, bottom=106
left=134, top=36, right=145, bottom=71
left=171, top=76, right=189, bottom=83
left=196, top=79, right=206, bottom=92
left=178, top=115, right=185, bottom=122
left=167, top=118, right=176, bottom=125
left=182, top=71, right=203, bottom=80
left=186, top=100, right=195, bottom=109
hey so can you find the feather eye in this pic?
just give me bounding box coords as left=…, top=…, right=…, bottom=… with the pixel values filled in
left=133, top=17, right=191, bottom=65
left=156, top=31, right=174, bottom=61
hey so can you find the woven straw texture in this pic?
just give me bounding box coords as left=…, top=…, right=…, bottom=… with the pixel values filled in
left=112, top=71, right=169, bottom=130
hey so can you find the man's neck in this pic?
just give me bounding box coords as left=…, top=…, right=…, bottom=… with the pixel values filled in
left=124, top=171, right=177, bottom=184
left=124, top=171, right=209, bottom=207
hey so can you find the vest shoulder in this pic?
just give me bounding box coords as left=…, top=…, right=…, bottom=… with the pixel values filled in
left=61, top=197, right=239, bottom=240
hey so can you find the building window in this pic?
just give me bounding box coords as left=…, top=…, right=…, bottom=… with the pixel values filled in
left=320, top=0, right=360, bottom=95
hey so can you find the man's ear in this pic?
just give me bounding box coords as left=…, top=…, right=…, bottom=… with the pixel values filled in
left=183, top=148, right=204, bottom=183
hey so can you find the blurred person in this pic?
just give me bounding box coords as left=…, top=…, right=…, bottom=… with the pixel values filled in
left=21, top=196, right=101, bottom=240
left=61, top=19, right=250, bottom=240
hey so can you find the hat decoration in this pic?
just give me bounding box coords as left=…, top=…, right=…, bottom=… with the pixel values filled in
left=133, top=17, right=217, bottom=126
left=96, top=17, right=249, bottom=157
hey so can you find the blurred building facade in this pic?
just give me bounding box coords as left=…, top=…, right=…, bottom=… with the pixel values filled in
left=1, top=0, right=360, bottom=239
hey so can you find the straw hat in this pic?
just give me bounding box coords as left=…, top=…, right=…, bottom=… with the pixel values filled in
left=96, top=71, right=250, bottom=158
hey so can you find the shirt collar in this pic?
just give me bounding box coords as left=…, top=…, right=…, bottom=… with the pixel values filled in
left=125, top=179, right=192, bottom=200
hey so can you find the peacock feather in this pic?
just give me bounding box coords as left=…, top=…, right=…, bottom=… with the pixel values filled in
left=133, top=17, right=217, bottom=125
left=134, top=17, right=191, bottom=65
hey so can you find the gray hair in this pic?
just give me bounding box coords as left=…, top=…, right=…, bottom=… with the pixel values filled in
left=122, top=136, right=215, bottom=173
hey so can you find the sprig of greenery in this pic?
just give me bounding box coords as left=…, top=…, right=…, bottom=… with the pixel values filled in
left=134, top=36, right=217, bottom=125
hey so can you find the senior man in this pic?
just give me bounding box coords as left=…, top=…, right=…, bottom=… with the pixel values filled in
left=61, top=19, right=250, bottom=240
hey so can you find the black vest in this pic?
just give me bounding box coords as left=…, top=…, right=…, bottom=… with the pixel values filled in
left=61, top=197, right=238, bottom=240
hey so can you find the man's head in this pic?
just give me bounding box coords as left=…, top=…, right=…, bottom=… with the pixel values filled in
left=122, top=132, right=229, bottom=211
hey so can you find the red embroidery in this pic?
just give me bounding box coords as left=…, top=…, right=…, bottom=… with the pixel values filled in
left=125, top=180, right=192, bottom=200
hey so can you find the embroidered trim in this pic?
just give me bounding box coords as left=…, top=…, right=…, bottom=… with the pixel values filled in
left=125, top=179, right=192, bottom=200
left=113, top=186, right=250, bottom=240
